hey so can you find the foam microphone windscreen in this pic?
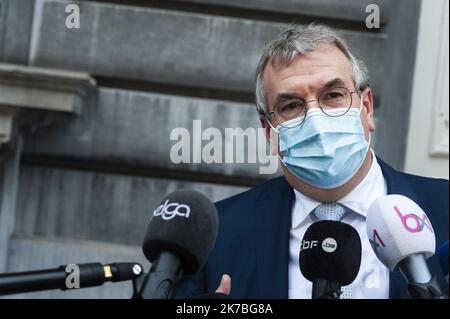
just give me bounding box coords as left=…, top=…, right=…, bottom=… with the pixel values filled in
left=439, top=241, right=449, bottom=280
left=366, top=195, right=435, bottom=271
left=142, top=190, right=219, bottom=274
left=300, top=221, right=362, bottom=286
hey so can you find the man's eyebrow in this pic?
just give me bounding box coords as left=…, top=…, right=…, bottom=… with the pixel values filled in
left=322, top=78, right=347, bottom=90
left=272, top=93, right=303, bottom=110
left=270, top=78, right=348, bottom=111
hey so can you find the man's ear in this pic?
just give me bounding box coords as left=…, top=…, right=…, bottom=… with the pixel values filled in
left=362, top=87, right=376, bottom=132
left=259, top=113, right=271, bottom=143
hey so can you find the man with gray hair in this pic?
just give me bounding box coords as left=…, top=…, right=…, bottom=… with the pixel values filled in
left=175, top=23, right=448, bottom=299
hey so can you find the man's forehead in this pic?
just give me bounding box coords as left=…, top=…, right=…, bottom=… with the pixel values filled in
left=261, top=44, right=355, bottom=107
left=263, top=44, right=353, bottom=85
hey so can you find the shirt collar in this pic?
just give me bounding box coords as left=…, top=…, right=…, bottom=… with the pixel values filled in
left=291, top=149, right=386, bottom=229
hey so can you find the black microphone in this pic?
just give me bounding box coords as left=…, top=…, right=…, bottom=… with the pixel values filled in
left=136, top=190, right=219, bottom=299
left=0, top=262, right=143, bottom=296
left=300, top=221, right=362, bottom=299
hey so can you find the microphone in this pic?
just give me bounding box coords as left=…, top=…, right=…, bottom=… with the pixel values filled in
left=0, top=262, right=143, bottom=296
left=439, top=241, right=448, bottom=284
left=136, top=190, right=219, bottom=299
left=367, top=194, right=446, bottom=299
left=299, top=221, right=362, bottom=299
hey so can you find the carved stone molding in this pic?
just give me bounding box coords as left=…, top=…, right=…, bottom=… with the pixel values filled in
left=0, top=107, right=16, bottom=145
left=0, top=63, right=96, bottom=146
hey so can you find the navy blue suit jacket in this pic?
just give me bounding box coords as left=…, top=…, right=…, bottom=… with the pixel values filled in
left=175, top=157, right=449, bottom=299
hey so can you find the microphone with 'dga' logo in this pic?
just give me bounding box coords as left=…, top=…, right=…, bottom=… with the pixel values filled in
left=367, top=195, right=446, bottom=299
left=137, top=190, right=218, bottom=299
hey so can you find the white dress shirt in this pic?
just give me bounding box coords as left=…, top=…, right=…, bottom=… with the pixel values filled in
left=288, top=150, right=390, bottom=299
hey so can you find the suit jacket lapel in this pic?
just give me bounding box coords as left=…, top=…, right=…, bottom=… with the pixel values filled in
left=256, top=177, right=294, bottom=298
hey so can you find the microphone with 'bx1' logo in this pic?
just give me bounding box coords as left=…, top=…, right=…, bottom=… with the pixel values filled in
left=300, top=221, right=362, bottom=299
left=367, top=194, right=447, bottom=299
left=134, top=190, right=218, bottom=299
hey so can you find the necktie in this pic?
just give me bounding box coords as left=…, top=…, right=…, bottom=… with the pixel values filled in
left=312, top=202, right=353, bottom=299
left=313, top=202, right=348, bottom=221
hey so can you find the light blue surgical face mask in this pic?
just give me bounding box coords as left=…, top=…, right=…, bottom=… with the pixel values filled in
left=269, top=98, right=370, bottom=189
